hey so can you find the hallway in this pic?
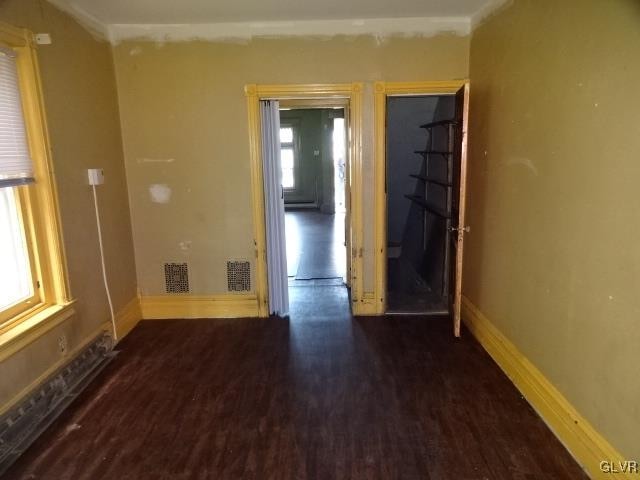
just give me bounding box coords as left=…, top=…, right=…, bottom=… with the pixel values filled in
left=285, top=210, right=346, bottom=284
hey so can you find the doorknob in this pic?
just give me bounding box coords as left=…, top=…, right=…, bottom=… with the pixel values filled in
left=449, top=226, right=470, bottom=233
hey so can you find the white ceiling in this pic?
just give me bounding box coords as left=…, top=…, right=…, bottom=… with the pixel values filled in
left=46, top=0, right=508, bottom=43
left=51, top=0, right=499, bottom=24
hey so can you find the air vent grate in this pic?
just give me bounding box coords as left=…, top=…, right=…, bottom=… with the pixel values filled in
left=227, top=261, right=251, bottom=292
left=164, top=263, right=189, bottom=293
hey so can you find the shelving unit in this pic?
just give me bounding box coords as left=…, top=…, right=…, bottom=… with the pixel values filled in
left=408, top=174, right=452, bottom=188
left=404, top=118, right=458, bottom=298
left=404, top=195, right=450, bottom=219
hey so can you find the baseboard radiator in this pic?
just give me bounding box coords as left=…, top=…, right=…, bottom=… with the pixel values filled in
left=0, top=332, right=116, bottom=475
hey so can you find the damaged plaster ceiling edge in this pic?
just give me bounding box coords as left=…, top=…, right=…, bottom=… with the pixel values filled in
left=44, top=0, right=513, bottom=45
left=470, top=0, right=513, bottom=30
left=107, top=17, right=472, bottom=45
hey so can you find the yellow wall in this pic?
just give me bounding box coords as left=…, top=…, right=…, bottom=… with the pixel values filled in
left=0, top=1, right=137, bottom=407
left=112, top=35, right=469, bottom=296
left=466, top=0, right=640, bottom=459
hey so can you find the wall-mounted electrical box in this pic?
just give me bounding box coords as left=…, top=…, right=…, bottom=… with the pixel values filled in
left=87, top=168, right=105, bottom=186
left=34, top=33, right=52, bottom=45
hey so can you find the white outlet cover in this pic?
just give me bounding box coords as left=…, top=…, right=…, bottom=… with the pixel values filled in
left=35, top=33, right=52, bottom=45
left=87, top=168, right=105, bottom=185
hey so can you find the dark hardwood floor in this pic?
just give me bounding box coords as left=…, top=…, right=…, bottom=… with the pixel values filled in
left=4, top=286, right=588, bottom=479
left=285, top=209, right=346, bottom=282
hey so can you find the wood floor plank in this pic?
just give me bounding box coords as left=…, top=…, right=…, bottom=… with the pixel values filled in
left=4, top=286, right=588, bottom=479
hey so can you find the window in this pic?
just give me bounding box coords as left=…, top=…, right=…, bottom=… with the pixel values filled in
left=0, top=187, right=38, bottom=323
left=0, top=22, right=70, bottom=337
left=0, top=46, right=39, bottom=325
left=280, top=126, right=295, bottom=189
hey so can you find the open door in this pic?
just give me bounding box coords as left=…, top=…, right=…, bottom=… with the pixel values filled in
left=449, top=83, right=470, bottom=337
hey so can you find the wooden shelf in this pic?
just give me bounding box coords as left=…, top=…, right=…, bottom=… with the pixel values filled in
left=419, top=119, right=458, bottom=129
left=404, top=195, right=450, bottom=219
left=409, top=174, right=452, bottom=188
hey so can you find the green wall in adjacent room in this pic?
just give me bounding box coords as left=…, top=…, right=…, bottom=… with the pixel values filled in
left=280, top=108, right=344, bottom=212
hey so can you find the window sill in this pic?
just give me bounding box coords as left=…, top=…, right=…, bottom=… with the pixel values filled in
left=0, top=301, right=76, bottom=362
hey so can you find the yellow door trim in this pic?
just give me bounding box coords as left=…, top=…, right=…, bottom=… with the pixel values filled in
left=374, top=80, right=467, bottom=314
left=245, top=83, right=364, bottom=316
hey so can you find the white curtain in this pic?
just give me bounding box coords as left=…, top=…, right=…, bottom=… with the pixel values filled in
left=260, top=100, right=289, bottom=317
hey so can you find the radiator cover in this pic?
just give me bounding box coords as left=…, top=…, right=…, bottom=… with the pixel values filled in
left=0, top=332, right=115, bottom=475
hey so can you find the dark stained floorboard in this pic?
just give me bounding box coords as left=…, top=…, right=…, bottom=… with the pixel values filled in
left=4, top=286, right=588, bottom=479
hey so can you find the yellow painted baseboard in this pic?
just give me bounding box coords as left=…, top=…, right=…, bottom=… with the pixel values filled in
left=100, top=296, right=142, bottom=342
left=461, top=296, right=633, bottom=480
left=114, top=296, right=142, bottom=340
left=140, top=294, right=259, bottom=320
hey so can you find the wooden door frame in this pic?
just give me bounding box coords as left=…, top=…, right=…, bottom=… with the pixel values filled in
left=373, top=80, right=468, bottom=316
left=245, top=83, right=364, bottom=317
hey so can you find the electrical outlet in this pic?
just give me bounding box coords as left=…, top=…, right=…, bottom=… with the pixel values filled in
left=58, top=335, right=67, bottom=354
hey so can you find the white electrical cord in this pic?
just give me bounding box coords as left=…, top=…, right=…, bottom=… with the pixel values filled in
left=92, top=184, right=117, bottom=341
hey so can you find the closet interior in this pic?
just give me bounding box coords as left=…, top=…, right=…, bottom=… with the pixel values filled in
left=385, top=95, right=462, bottom=315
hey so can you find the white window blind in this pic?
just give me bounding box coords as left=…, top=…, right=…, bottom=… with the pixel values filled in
left=0, top=47, right=34, bottom=188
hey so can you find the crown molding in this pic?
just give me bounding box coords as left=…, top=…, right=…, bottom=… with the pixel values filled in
left=107, top=17, right=471, bottom=44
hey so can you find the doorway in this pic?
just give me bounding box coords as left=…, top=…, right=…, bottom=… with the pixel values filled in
left=374, top=82, right=469, bottom=336
left=280, top=107, right=348, bottom=295
left=386, top=95, right=455, bottom=315
left=245, top=83, right=363, bottom=318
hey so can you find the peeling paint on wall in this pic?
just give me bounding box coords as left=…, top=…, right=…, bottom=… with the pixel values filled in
left=46, top=0, right=512, bottom=45
left=108, top=17, right=471, bottom=45
left=149, top=184, right=172, bottom=203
